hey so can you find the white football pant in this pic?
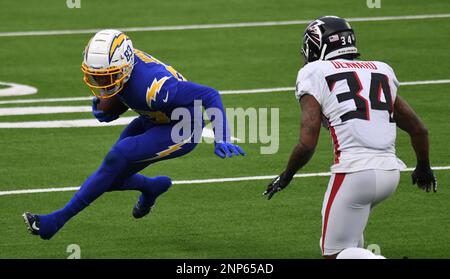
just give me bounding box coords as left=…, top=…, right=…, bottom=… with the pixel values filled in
left=320, top=169, right=400, bottom=256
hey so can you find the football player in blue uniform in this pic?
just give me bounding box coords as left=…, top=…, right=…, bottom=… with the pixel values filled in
left=23, top=29, right=245, bottom=240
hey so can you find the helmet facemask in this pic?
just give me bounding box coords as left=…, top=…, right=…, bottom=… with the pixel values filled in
left=81, top=63, right=132, bottom=99
left=301, top=33, right=322, bottom=64
left=301, top=19, right=325, bottom=64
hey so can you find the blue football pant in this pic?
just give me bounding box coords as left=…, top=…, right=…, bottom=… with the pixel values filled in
left=80, top=116, right=200, bottom=202
left=38, top=117, right=201, bottom=239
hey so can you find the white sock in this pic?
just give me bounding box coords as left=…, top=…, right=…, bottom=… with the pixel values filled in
left=336, top=247, right=386, bottom=259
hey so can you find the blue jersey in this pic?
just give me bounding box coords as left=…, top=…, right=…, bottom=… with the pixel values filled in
left=118, top=49, right=230, bottom=142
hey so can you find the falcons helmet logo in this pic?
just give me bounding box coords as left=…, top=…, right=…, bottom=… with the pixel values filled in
left=305, top=19, right=325, bottom=49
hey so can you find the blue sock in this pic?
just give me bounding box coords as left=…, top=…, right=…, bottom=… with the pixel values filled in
left=110, top=175, right=172, bottom=206
left=38, top=150, right=127, bottom=239
left=38, top=195, right=88, bottom=240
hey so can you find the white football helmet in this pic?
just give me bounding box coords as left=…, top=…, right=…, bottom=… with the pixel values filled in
left=81, top=29, right=135, bottom=98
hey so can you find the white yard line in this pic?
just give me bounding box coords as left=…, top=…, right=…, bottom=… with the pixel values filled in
left=399, top=80, right=450, bottom=86
left=0, top=106, right=91, bottom=116
left=220, top=87, right=294, bottom=95
left=0, top=82, right=37, bottom=97
left=0, top=96, right=91, bottom=105
left=1, top=14, right=450, bottom=37
left=0, top=116, right=135, bottom=128
left=221, top=79, right=450, bottom=95
left=0, top=79, right=449, bottom=106
left=0, top=166, right=448, bottom=197
left=0, top=116, right=240, bottom=143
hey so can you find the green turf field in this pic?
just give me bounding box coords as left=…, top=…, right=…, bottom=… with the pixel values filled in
left=0, top=0, right=449, bottom=259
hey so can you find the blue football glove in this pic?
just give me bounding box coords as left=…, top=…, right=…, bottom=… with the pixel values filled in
left=92, top=97, right=119, bottom=123
left=214, top=142, right=246, bottom=159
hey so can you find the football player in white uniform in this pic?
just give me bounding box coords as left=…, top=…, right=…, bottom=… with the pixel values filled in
left=263, top=16, right=437, bottom=259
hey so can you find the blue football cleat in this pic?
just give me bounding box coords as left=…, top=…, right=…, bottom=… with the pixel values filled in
left=23, top=212, right=40, bottom=236
left=132, top=194, right=155, bottom=219
left=132, top=176, right=172, bottom=219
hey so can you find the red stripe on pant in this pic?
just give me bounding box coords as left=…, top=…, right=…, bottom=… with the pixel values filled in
left=321, top=173, right=346, bottom=255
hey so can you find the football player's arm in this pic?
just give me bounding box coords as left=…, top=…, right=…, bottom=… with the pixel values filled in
left=394, top=96, right=429, bottom=160
left=263, top=95, right=321, bottom=199
left=285, top=95, right=322, bottom=177
left=171, top=81, right=245, bottom=158
left=394, top=96, right=436, bottom=192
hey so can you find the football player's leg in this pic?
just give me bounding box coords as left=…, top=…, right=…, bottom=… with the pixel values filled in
left=371, top=169, right=400, bottom=208
left=320, top=171, right=376, bottom=258
left=36, top=147, right=130, bottom=239
left=108, top=116, right=172, bottom=203
left=111, top=173, right=174, bottom=219
left=109, top=171, right=172, bottom=209
left=117, top=116, right=148, bottom=141
left=36, top=122, right=198, bottom=239
left=337, top=170, right=398, bottom=258
left=357, top=234, right=364, bottom=248
left=33, top=118, right=148, bottom=239
left=108, top=123, right=200, bottom=216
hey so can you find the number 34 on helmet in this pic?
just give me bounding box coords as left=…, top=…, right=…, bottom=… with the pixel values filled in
left=81, top=29, right=135, bottom=99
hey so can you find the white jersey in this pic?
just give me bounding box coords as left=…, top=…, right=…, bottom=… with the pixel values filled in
left=295, top=59, right=406, bottom=173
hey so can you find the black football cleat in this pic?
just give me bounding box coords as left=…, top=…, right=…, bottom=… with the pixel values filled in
left=23, top=212, right=40, bottom=236
left=132, top=195, right=155, bottom=219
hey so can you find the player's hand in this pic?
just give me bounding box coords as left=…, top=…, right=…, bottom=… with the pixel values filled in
left=214, top=142, right=246, bottom=159
left=92, top=97, right=119, bottom=123
left=263, top=172, right=293, bottom=200
left=412, top=160, right=437, bottom=192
